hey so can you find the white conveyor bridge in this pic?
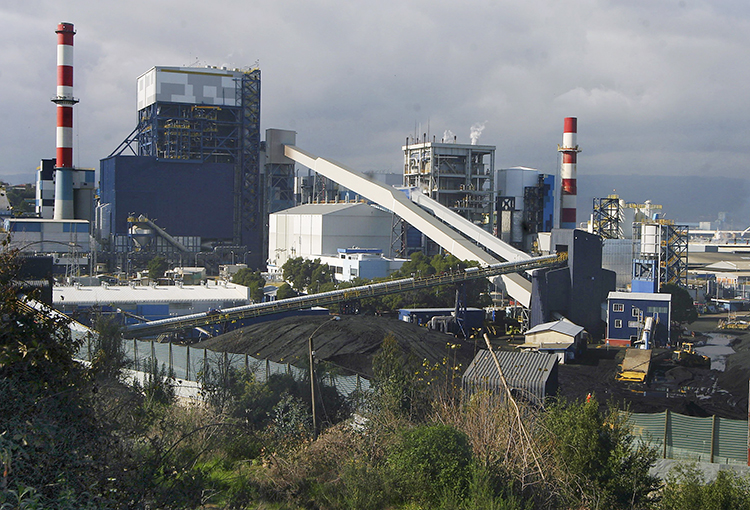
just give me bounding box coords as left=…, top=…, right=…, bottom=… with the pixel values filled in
left=284, top=145, right=534, bottom=307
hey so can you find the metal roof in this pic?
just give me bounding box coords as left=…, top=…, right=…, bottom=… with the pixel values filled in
left=271, top=202, right=378, bottom=216
left=704, top=260, right=750, bottom=271
left=608, top=291, right=672, bottom=302
left=462, top=349, right=558, bottom=403
left=53, top=282, right=251, bottom=306
left=525, top=318, right=583, bottom=337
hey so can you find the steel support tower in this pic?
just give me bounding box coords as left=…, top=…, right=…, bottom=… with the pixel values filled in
left=632, top=221, right=689, bottom=289
left=592, top=195, right=623, bottom=239
left=402, top=139, right=495, bottom=254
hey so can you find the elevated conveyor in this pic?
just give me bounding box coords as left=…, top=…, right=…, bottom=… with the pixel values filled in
left=123, top=254, right=565, bottom=339
left=283, top=145, right=533, bottom=307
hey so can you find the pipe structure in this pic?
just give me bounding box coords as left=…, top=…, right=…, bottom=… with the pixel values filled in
left=558, top=117, right=580, bottom=229
left=52, top=22, right=78, bottom=220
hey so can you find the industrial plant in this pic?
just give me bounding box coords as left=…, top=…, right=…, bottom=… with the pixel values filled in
left=6, top=22, right=750, bottom=439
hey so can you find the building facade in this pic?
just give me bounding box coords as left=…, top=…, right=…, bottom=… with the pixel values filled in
left=606, top=291, right=672, bottom=347
left=267, top=202, right=395, bottom=270
left=103, top=66, right=265, bottom=268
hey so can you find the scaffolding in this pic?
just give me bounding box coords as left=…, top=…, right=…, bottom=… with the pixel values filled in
left=235, top=69, right=262, bottom=254
left=592, top=195, right=623, bottom=239
left=632, top=221, right=689, bottom=289
left=403, top=141, right=495, bottom=233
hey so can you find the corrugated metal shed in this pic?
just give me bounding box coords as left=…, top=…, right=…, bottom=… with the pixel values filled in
left=462, top=349, right=558, bottom=405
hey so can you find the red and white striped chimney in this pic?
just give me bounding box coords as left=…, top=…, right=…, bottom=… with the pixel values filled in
left=52, top=22, right=78, bottom=220
left=558, top=117, right=580, bottom=229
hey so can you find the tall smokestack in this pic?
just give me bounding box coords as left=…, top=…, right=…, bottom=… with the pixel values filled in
left=52, top=22, right=78, bottom=220
left=558, top=117, right=580, bottom=229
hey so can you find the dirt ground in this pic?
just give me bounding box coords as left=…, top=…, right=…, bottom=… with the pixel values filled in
left=194, top=312, right=750, bottom=420
left=557, top=313, right=750, bottom=419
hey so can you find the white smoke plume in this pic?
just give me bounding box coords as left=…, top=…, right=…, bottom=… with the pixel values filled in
left=470, top=121, right=487, bottom=145
left=442, top=129, right=456, bottom=143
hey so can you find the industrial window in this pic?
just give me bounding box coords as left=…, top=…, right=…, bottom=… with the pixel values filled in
left=647, top=306, right=669, bottom=314
left=614, top=319, right=622, bottom=328
left=10, top=222, right=42, bottom=232
left=62, top=222, right=89, bottom=233
left=613, top=303, right=624, bottom=312
left=632, top=307, right=641, bottom=318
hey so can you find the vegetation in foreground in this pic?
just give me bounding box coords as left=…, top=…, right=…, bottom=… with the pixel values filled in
left=2, top=246, right=749, bottom=508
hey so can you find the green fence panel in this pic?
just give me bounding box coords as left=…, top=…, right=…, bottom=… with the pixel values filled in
left=715, top=417, right=748, bottom=464
left=627, top=412, right=666, bottom=452
left=627, top=411, right=748, bottom=465
left=669, top=413, right=714, bottom=462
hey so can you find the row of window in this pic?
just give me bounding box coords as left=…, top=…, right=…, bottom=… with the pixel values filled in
left=332, top=266, right=358, bottom=277
left=612, top=303, right=668, bottom=316
left=613, top=319, right=644, bottom=330
left=6, top=222, right=89, bottom=233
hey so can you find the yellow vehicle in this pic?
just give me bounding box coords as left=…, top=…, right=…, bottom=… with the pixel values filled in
left=672, top=342, right=710, bottom=368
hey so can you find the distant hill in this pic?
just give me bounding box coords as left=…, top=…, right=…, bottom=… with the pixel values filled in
left=578, top=174, right=750, bottom=229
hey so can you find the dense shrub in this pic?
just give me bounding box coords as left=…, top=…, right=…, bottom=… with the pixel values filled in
left=659, top=463, right=750, bottom=510
left=543, top=397, right=660, bottom=509
left=387, top=424, right=473, bottom=505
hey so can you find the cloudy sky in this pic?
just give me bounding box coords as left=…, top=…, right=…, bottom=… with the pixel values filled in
left=2, top=0, right=749, bottom=196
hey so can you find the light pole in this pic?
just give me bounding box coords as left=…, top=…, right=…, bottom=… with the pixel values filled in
left=309, top=315, right=340, bottom=439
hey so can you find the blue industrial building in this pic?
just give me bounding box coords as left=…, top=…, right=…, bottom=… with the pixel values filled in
left=100, top=66, right=270, bottom=269
left=100, top=157, right=235, bottom=243
left=605, top=291, right=671, bottom=348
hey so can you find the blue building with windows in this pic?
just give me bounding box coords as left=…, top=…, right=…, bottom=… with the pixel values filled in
left=606, top=291, right=671, bottom=347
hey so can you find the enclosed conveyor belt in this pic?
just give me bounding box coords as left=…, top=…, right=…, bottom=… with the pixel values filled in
left=283, top=145, right=533, bottom=307
left=409, top=192, right=529, bottom=263
left=123, top=253, right=566, bottom=339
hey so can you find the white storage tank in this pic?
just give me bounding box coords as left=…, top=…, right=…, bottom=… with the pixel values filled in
left=640, top=224, right=660, bottom=256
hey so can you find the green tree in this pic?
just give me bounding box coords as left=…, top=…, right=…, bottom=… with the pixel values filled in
left=380, top=252, right=490, bottom=311
left=232, top=267, right=266, bottom=302
left=371, top=334, right=429, bottom=420
left=282, top=256, right=335, bottom=292
left=89, top=313, right=129, bottom=380
left=661, top=283, right=698, bottom=326
left=0, top=244, right=126, bottom=507
left=3, top=183, right=35, bottom=214
left=147, top=255, right=169, bottom=280
left=276, top=282, right=297, bottom=300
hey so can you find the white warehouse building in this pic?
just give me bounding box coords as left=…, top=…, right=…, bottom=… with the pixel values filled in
left=267, top=202, right=404, bottom=279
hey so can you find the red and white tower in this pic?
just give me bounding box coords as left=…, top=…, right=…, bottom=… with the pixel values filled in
left=558, top=117, right=580, bottom=229
left=52, top=22, right=78, bottom=220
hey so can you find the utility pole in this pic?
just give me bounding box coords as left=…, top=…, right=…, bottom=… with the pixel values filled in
left=309, top=315, right=340, bottom=439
